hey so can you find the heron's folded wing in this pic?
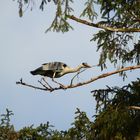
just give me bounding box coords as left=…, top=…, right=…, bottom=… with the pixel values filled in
left=42, top=62, right=66, bottom=72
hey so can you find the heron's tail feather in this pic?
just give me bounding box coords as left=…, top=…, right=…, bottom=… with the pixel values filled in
left=30, top=67, right=43, bottom=75
left=30, top=70, right=38, bottom=75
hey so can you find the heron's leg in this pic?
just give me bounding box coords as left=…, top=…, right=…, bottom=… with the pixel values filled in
left=52, top=73, right=65, bottom=88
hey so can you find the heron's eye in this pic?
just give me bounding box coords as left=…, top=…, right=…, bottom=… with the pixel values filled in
left=82, top=62, right=86, bottom=65
left=63, top=64, right=67, bottom=67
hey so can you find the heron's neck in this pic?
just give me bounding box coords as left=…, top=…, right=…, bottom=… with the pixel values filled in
left=66, top=65, right=83, bottom=74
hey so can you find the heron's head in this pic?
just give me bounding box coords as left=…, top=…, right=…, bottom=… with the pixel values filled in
left=81, top=62, right=91, bottom=68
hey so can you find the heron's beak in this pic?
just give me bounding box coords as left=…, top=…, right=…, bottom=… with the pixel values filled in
left=83, top=63, right=92, bottom=68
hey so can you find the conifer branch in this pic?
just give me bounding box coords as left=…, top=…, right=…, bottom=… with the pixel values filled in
left=67, top=15, right=140, bottom=32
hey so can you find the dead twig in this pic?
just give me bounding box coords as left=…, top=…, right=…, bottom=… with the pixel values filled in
left=70, top=64, right=99, bottom=85
left=70, top=69, right=87, bottom=86
left=16, top=79, right=48, bottom=91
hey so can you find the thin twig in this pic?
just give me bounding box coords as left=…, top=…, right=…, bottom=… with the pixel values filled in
left=16, top=80, right=47, bottom=91
left=70, top=64, right=99, bottom=85
left=16, top=80, right=65, bottom=92
left=70, top=69, right=87, bottom=85
left=42, top=78, right=53, bottom=89
left=38, top=80, right=50, bottom=90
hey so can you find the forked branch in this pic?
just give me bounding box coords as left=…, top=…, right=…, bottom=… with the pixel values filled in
left=16, top=64, right=140, bottom=92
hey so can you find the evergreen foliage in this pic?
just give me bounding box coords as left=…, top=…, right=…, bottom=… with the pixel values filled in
left=1, top=80, right=140, bottom=139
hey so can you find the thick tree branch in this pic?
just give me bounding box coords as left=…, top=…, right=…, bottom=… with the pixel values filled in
left=16, top=64, right=140, bottom=92
left=65, top=64, right=140, bottom=89
left=128, top=106, right=140, bottom=110
left=67, top=15, right=140, bottom=32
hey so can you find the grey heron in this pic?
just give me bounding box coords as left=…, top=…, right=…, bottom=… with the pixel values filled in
left=30, top=62, right=91, bottom=87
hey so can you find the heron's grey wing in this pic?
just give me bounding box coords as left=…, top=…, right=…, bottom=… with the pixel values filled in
left=42, top=62, right=67, bottom=72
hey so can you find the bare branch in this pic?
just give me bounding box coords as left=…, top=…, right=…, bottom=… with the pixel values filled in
left=16, top=80, right=48, bottom=91
left=128, top=106, right=140, bottom=110
left=41, top=78, right=53, bottom=89
left=66, top=64, right=140, bottom=89
left=67, top=15, right=140, bottom=32
left=16, top=78, right=64, bottom=92
left=16, top=64, right=140, bottom=92
left=38, top=79, right=50, bottom=90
